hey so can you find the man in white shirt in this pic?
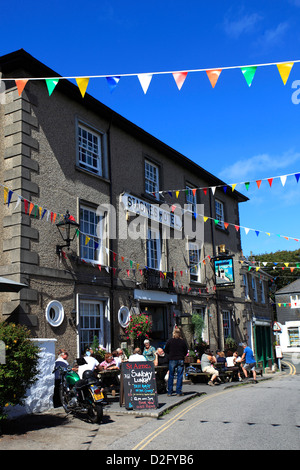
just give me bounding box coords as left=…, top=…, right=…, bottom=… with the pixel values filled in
left=78, top=349, right=101, bottom=378
left=128, top=347, right=147, bottom=362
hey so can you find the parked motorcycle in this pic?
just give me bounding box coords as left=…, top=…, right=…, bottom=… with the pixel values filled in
left=53, top=364, right=105, bottom=424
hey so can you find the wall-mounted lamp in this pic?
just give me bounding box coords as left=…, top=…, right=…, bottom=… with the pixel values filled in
left=56, top=210, right=80, bottom=256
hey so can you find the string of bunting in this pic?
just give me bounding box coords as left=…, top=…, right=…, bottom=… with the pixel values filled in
left=240, top=260, right=300, bottom=272
left=1, top=59, right=298, bottom=97
left=159, top=171, right=300, bottom=198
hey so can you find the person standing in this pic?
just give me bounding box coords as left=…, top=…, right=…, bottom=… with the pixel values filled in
left=164, top=329, right=188, bottom=396
left=53, top=349, right=69, bottom=407
left=241, top=343, right=257, bottom=383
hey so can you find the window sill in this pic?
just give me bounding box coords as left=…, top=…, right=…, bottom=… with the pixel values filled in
left=75, top=165, right=111, bottom=184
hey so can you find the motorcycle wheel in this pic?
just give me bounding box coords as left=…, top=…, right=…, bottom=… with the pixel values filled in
left=59, top=383, right=71, bottom=413
left=88, top=403, right=103, bottom=424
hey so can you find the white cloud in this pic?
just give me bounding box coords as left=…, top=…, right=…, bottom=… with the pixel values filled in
left=218, top=150, right=300, bottom=182
left=223, top=11, right=263, bottom=38
left=254, top=22, right=289, bottom=52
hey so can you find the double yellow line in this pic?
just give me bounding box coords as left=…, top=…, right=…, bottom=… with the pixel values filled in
left=281, top=360, right=297, bottom=375
left=132, top=389, right=234, bottom=451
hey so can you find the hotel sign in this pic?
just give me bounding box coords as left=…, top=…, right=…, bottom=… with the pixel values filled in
left=121, top=193, right=182, bottom=230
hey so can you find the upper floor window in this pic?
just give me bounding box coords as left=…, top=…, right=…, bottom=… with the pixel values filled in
left=145, top=160, right=159, bottom=199
left=260, top=279, right=265, bottom=303
left=243, top=273, right=249, bottom=299
left=223, top=310, right=232, bottom=339
left=78, top=124, right=102, bottom=176
left=291, top=294, right=300, bottom=308
left=186, top=185, right=197, bottom=213
left=215, top=200, right=225, bottom=229
left=252, top=276, right=258, bottom=301
left=189, top=241, right=201, bottom=283
left=80, top=205, right=107, bottom=265
left=147, top=227, right=161, bottom=270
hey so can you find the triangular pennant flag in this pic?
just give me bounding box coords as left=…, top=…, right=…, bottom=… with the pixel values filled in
left=231, top=184, right=237, bottom=192
left=245, top=182, right=250, bottom=191
left=266, top=232, right=271, bottom=236
left=106, top=76, right=120, bottom=93
left=256, top=180, right=262, bottom=189
left=224, top=222, right=229, bottom=229
left=234, top=225, right=240, bottom=231
left=173, top=72, right=188, bottom=90
left=203, top=216, right=208, bottom=222
left=211, top=186, right=216, bottom=195
left=223, top=186, right=227, bottom=193
left=85, top=235, right=91, bottom=245
left=206, top=69, right=222, bottom=88
left=14, top=196, right=22, bottom=210
left=203, top=188, right=207, bottom=195
left=280, top=175, right=287, bottom=186
left=29, top=202, right=34, bottom=216
left=7, top=189, right=13, bottom=207
left=244, top=227, right=250, bottom=235
left=15, top=79, right=28, bottom=96
left=295, top=173, right=300, bottom=183
left=175, top=191, right=180, bottom=199
left=192, top=188, right=197, bottom=197
left=3, top=187, right=8, bottom=204
left=76, top=77, right=89, bottom=98
left=23, top=199, right=29, bottom=215
left=45, top=78, right=59, bottom=96
left=137, top=74, right=153, bottom=94
left=255, top=231, right=260, bottom=237
left=241, top=66, right=257, bottom=87
left=268, top=178, right=273, bottom=187
left=277, top=62, right=294, bottom=85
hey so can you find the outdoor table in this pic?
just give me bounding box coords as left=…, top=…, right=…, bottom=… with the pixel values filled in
left=98, top=368, right=120, bottom=396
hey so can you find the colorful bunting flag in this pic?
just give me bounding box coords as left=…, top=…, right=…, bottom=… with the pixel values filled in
left=15, top=79, right=28, bottom=96
left=206, top=69, right=222, bottom=88
left=45, top=79, right=59, bottom=96
left=241, top=66, right=257, bottom=87
left=173, top=72, right=188, bottom=90
left=76, top=77, right=89, bottom=98
left=137, top=74, right=153, bottom=94
left=106, top=76, right=120, bottom=93
left=277, top=62, right=294, bottom=85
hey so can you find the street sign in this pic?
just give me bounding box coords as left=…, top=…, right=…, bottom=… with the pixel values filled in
left=275, top=345, right=283, bottom=359
left=273, top=321, right=282, bottom=332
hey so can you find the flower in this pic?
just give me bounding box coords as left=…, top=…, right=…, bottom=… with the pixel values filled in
left=125, top=313, right=152, bottom=341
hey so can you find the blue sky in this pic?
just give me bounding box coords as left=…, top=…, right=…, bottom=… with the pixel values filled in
left=1, top=0, right=300, bottom=256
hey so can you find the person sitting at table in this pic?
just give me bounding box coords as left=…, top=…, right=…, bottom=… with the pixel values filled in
left=154, top=348, right=169, bottom=367
left=143, top=339, right=156, bottom=361
left=116, top=347, right=128, bottom=361
left=226, top=350, right=242, bottom=381
left=217, top=351, right=227, bottom=371
left=128, top=347, right=147, bottom=361
left=200, top=349, right=220, bottom=386
left=100, top=353, right=119, bottom=370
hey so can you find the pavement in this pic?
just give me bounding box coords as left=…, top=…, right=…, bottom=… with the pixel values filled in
left=102, top=372, right=277, bottom=418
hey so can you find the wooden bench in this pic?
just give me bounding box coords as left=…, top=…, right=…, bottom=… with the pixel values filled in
left=186, top=363, right=234, bottom=384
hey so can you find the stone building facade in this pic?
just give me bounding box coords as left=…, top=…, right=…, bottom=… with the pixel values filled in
left=0, top=49, right=261, bottom=362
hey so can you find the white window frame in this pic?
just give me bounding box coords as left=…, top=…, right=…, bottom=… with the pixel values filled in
left=260, top=279, right=265, bottom=303
left=223, top=310, right=232, bottom=339
left=252, top=276, right=258, bottom=301
left=147, top=227, right=161, bottom=270
left=243, top=273, right=249, bottom=299
left=287, top=326, right=300, bottom=347
left=186, top=185, right=197, bottom=213
left=80, top=205, right=107, bottom=265
left=215, top=200, right=225, bottom=229
left=290, top=295, right=300, bottom=308
left=77, top=123, right=102, bottom=176
left=189, top=241, right=201, bottom=283
left=79, top=299, right=105, bottom=354
left=145, top=160, right=159, bottom=199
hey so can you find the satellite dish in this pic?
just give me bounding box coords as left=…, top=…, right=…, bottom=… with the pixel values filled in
left=118, top=306, right=130, bottom=328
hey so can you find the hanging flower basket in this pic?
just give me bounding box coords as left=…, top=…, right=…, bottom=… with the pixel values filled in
left=125, top=313, right=152, bottom=349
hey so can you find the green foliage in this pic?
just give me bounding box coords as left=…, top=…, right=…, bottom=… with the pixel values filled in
left=191, top=313, right=205, bottom=344
left=90, top=336, right=107, bottom=362
left=0, top=322, right=40, bottom=420
left=225, top=336, right=237, bottom=351
left=253, top=248, right=300, bottom=298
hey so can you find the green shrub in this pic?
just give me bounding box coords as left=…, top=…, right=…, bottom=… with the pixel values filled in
left=0, top=322, right=40, bottom=420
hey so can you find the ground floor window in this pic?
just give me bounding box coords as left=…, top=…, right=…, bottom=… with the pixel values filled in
left=288, top=327, right=300, bottom=347
left=79, top=299, right=105, bottom=354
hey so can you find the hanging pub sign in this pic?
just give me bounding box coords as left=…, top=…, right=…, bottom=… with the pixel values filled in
left=214, top=257, right=235, bottom=289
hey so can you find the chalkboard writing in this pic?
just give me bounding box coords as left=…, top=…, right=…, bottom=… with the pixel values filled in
left=121, top=361, right=158, bottom=410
